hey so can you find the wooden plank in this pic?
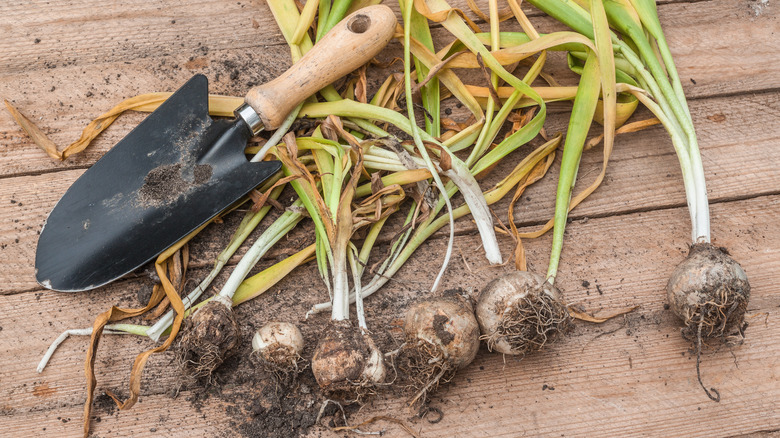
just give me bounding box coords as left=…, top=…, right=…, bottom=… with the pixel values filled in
left=2, top=90, right=778, bottom=293
left=1, top=195, right=777, bottom=436
left=3, top=318, right=777, bottom=438
left=1, top=1, right=778, bottom=437
left=1, top=0, right=778, bottom=177
left=0, top=0, right=285, bottom=75
left=658, top=0, right=780, bottom=98
left=1, top=0, right=775, bottom=80
left=1, top=391, right=229, bottom=437
left=0, top=0, right=693, bottom=76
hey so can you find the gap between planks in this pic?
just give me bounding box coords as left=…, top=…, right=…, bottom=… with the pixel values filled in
left=2, top=195, right=777, bottom=405
left=10, top=184, right=780, bottom=297
left=3, top=89, right=780, bottom=291
left=3, top=84, right=780, bottom=182
left=1, top=0, right=777, bottom=178
left=2, top=195, right=777, bottom=436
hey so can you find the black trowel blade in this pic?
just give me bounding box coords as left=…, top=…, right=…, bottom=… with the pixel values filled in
left=35, top=74, right=280, bottom=292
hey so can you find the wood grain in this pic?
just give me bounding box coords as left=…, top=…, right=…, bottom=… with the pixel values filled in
left=1, top=196, right=777, bottom=437
left=1, top=0, right=778, bottom=437
left=1, top=0, right=778, bottom=178
left=2, top=90, right=778, bottom=293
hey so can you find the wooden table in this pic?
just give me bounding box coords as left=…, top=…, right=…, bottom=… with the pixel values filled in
left=1, top=1, right=778, bottom=437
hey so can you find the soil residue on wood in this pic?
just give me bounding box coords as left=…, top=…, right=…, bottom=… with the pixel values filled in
left=184, top=337, right=325, bottom=438
left=230, top=380, right=320, bottom=438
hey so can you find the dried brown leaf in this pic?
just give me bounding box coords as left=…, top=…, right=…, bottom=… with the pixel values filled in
left=476, top=53, right=501, bottom=106
left=417, top=50, right=469, bottom=90
left=464, top=0, right=513, bottom=23
left=584, top=117, right=661, bottom=151
left=412, top=0, right=483, bottom=33
left=61, top=94, right=169, bottom=159
left=278, top=133, right=334, bottom=238
left=370, top=171, right=385, bottom=194
left=352, top=183, right=405, bottom=229
left=440, top=117, right=464, bottom=132
left=508, top=151, right=556, bottom=270
left=4, top=99, right=61, bottom=160
left=324, top=114, right=363, bottom=149
left=7, top=93, right=243, bottom=162
left=83, top=226, right=201, bottom=437
left=249, top=175, right=299, bottom=212
left=146, top=245, right=189, bottom=319
left=355, top=65, right=368, bottom=104
left=569, top=305, right=639, bottom=323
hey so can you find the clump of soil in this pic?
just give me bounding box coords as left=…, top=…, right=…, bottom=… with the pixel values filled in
left=177, top=296, right=240, bottom=380
left=184, top=346, right=324, bottom=438
left=139, top=163, right=186, bottom=204
left=231, top=382, right=320, bottom=438
left=194, top=164, right=213, bottom=184
left=93, top=392, right=118, bottom=417
left=180, top=320, right=334, bottom=438
left=137, top=162, right=212, bottom=208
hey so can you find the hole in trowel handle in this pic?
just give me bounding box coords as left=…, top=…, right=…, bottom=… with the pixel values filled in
left=347, top=14, right=370, bottom=33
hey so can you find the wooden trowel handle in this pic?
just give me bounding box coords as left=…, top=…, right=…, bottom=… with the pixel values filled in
left=245, top=5, right=397, bottom=130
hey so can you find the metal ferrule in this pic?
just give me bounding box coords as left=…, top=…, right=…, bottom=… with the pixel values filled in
left=234, top=102, right=264, bottom=135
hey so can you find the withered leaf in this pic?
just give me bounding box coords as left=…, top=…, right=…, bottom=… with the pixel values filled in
left=568, top=305, right=639, bottom=323
left=4, top=99, right=61, bottom=160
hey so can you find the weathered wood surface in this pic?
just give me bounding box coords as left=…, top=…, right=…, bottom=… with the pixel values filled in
left=2, top=0, right=779, bottom=177
left=4, top=89, right=779, bottom=295
left=1, top=0, right=778, bottom=437
left=2, top=197, right=779, bottom=437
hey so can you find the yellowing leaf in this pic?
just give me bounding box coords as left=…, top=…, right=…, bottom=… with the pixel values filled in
left=4, top=99, right=61, bottom=160
left=569, top=305, right=639, bottom=323
left=5, top=93, right=243, bottom=161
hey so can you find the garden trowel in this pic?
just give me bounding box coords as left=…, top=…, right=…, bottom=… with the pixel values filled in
left=35, top=5, right=397, bottom=292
